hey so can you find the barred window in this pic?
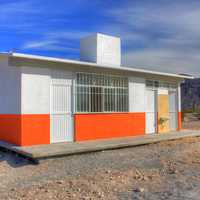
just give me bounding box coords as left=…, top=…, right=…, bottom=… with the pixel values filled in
left=75, top=73, right=128, bottom=113
left=146, top=80, right=177, bottom=91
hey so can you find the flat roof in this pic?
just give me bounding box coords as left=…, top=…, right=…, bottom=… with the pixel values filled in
left=1, top=52, right=193, bottom=79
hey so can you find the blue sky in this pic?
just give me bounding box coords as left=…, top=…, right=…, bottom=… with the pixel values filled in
left=0, top=0, right=200, bottom=75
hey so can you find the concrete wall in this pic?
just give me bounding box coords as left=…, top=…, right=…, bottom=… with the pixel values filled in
left=178, top=84, right=181, bottom=112
left=80, top=33, right=121, bottom=66
left=0, top=55, right=21, bottom=145
left=21, top=66, right=50, bottom=114
left=20, top=67, right=76, bottom=145
left=20, top=66, right=51, bottom=146
left=20, top=65, right=182, bottom=144
left=0, top=55, right=184, bottom=146
left=178, top=83, right=182, bottom=130
left=76, top=76, right=146, bottom=141
left=0, top=56, right=21, bottom=114
left=80, top=35, right=97, bottom=63
left=129, top=77, right=145, bottom=112
left=97, top=34, right=121, bottom=66
left=75, top=113, right=145, bottom=141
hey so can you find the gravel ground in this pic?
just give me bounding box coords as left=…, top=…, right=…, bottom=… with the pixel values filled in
left=183, top=121, right=200, bottom=130
left=0, top=136, right=200, bottom=200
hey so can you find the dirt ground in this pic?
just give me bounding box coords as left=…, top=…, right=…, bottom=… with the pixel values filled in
left=182, top=121, right=200, bottom=130
left=182, top=112, right=200, bottom=130
left=0, top=135, right=200, bottom=200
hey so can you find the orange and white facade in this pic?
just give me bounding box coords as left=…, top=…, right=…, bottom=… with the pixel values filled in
left=0, top=33, right=191, bottom=146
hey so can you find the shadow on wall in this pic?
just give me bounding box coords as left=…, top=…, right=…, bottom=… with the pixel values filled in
left=0, top=148, right=34, bottom=168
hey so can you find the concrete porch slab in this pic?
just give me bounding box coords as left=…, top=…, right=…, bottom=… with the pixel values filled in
left=0, top=130, right=200, bottom=161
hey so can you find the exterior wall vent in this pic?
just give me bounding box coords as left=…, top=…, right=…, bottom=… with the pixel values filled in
left=80, top=33, right=121, bottom=66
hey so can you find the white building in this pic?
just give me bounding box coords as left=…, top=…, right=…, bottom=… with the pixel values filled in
left=0, top=33, right=192, bottom=146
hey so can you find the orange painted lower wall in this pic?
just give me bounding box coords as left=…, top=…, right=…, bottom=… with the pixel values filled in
left=21, top=114, right=50, bottom=146
left=74, top=113, right=145, bottom=141
left=0, top=112, right=182, bottom=146
left=0, top=114, right=50, bottom=146
left=0, top=114, right=21, bottom=146
left=178, top=112, right=182, bottom=130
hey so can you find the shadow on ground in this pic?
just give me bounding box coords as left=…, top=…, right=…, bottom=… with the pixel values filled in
left=0, top=148, right=33, bottom=168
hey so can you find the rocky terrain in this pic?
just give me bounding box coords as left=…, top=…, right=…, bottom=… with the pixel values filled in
left=181, top=78, right=200, bottom=111
left=0, top=135, right=200, bottom=200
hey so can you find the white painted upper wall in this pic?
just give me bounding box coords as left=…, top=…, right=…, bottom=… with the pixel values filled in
left=178, top=84, right=181, bottom=112
left=129, top=77, right=181, bottom=113
left=80, top=35, right=97, bottom=63
left=0, top=56, right=21, bottom=114
left=21, top=65, right=181, bottom=115
left=21, top=67, right=76, bottom=115
left=129, top=77, right=146, bottom=112
left=80, top=33, right=121, bottom=66
left=21, top=66, right=50, bottom=114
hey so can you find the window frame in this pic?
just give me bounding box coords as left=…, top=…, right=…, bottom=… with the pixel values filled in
left=75, top=72, right=129, bottom=113
left=146, top=80, right=177, bottom=91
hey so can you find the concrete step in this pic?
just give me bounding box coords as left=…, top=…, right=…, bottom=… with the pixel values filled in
left=0, top=130, right=200, bottom=162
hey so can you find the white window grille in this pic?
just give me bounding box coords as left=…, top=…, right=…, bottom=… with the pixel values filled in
left=146, top=80, right=177, bottom=91
left=75, top=73, right=129, bottom=113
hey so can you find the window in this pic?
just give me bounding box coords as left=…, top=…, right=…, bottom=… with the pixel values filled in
left=146, top=80, right=177, bottom=91
left=76, top=73, right=128, bottom=113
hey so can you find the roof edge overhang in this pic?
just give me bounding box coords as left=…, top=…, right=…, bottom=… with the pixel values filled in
left=1, top=52, right=194, bottom=79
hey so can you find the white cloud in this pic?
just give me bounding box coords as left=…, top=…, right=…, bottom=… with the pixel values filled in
left=0, top=1, right=42, bottom=23
left=2, top=1, right=94, bottom=53
left=23, top=41, right=57, bottom=49
left=0, top=1, right=39, bottom=14
left=46, top=31, right=91, bottom=40
left=22, top=30, right=91, bottom=52
left=0, top=1, right=43, bottom=33
left=102, top=1, right=200, bottom=76
left=123, top=49, right=200, bottom=76
left=3, top=0, right=200, bottom=76
left=22, top=40, right=78, bottom=52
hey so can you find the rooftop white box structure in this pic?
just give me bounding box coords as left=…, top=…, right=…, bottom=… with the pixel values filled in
left=80, top=33, right=121, bottom=66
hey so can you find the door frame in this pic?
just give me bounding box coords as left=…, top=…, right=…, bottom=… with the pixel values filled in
left=169, top=90, right=178, bottom=131
left=146, top=88, right=158, bottom=134
left=50, top=70, right=74, bottom=144
left=157, top=88, right=170, bottom=133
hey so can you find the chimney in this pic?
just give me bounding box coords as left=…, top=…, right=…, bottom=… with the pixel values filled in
left=80, top=33, right=121, bottom=66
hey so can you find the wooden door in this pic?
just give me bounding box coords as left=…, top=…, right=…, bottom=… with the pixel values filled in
left=158, top=94, right=170, bottom=133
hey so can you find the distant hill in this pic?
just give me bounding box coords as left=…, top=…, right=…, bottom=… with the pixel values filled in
left=181, top=78, right=200, bottom=112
